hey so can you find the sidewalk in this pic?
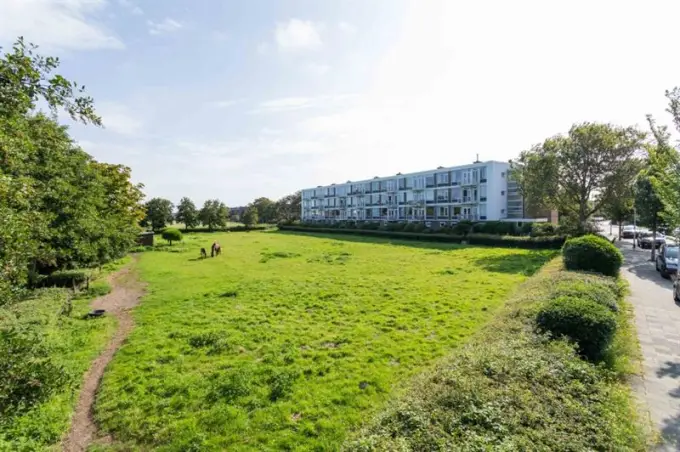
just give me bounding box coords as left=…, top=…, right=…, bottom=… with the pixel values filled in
left=618, top=241, right=680, bottom=450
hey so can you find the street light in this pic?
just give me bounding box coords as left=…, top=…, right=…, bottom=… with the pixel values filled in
left=633, top=207, right=637, bottom=249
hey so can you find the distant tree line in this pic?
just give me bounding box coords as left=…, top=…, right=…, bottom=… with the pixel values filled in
left=0, top=39, right=145, bottom=304
left=141, top=192, right=301, bottom=231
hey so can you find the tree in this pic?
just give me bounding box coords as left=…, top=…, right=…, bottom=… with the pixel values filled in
left=199, top=199, right=229, bottom=231
left=162, top=228, right=182, bottom=245
left=275, top=191, right=302, bottom=223
left=175, top=197, right=199, bottom=229
left=0, top=38, right=101, bottom=125
left=143, top=198, right=174, bottom=232
left=251, top=197, right=276, bottom=224
left=648, top=91, right=680, bottom=231
left=601, top=190, right=633, bottom=240
left=242, top=207, right=259, bottom=228
left=635, top=171, right=665, bottom=259
left=512, top=123, right=645, bottom=233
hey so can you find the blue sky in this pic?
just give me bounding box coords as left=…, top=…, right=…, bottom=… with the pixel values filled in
left=2, top=0, right=680, bottom=206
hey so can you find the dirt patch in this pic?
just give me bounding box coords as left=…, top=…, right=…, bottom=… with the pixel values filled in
left=62, top=256, right=145, bottom=452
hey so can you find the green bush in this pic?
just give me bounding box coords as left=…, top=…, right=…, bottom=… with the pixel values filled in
left=0, top=326, right=70, bottom=419
left=37, top=269, right=90, bottom=289
left=161, top=228, right=183, bottom=245
left=536, top=296, right=617, bottom=361
left=403, top=223, right=417, bottom=233
left=562, top=234, right=623, bottom=277
left=452, top=220, right=474, bottom=235
left=551, top=280, right=619, bottom=313
left=531, top=222, right=557, bottom=237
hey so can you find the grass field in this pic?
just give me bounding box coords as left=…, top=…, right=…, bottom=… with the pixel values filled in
left=0, top=258, right=128, bottom=451
left=95, top=231, right=556, bottom=451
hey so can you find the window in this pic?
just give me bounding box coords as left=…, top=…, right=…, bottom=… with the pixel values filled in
left=501, top=172, right=505, bottom=177
left=501, top=190, right=505, bottom=196
left=501, top=209, right=505, bottom=214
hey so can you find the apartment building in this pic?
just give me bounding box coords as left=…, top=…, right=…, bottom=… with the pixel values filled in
left=301, top=160, right=524, bottom=225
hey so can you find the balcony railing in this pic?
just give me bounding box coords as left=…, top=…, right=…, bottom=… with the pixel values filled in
left=436, top=197, right=449, bottom=203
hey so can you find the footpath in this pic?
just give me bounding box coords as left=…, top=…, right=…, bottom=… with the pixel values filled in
left=618, top=242, right=680, bottom=450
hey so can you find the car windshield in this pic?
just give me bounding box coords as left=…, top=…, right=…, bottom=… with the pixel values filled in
left=666, top=247, right=679, bottom=259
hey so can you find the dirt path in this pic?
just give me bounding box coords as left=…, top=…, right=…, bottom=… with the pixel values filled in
left=63, top=257, right=145, bottom=452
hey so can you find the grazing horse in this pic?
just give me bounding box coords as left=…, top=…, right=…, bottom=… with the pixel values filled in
left=211, top=241, right=221, bottom=257
left=200, top=248, right=207, bottom=259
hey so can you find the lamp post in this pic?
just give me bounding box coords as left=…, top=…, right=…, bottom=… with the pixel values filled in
left=633, top=207, right=637, bottom=249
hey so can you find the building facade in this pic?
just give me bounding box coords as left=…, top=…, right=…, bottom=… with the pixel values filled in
left=301, top=161, right=525, bottom=225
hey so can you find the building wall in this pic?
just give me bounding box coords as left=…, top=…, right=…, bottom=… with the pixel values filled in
left=301, top=161, right=516, bottom=223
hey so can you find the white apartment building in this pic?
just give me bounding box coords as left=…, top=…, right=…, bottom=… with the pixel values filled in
left=301, top=160, right=524, bottom=225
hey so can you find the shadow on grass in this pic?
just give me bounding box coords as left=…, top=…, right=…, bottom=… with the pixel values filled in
left=275, top=230, right=466, bottom=251
left=472, top=252, right=558, bottom=276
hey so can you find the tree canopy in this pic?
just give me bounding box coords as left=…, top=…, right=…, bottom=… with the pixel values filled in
left=512, top=122, right=645, bottom=231
left=0, top=38, right=144, bottom=303
left=199, top=199, right=229, bottom=231
left=175, top=197, right=199, bottom=229
left=142, top=198, right=174, bottom=232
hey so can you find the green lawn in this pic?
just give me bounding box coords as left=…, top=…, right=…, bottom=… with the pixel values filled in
left=95, top=232, right=556, bottom=451
left=0, top=259, right=127, bottom=451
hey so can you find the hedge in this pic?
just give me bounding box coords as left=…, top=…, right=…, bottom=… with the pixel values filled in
left=165, top=225, right=270, bottom=233
left=278, top=225, right=566, bottom=249
left=34, top=269, right=91, bottom=289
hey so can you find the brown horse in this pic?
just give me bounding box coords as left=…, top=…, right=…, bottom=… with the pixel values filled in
left=211, top=241, right=221, bottom=257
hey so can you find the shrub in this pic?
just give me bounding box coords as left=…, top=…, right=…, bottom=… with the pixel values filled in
left=536, top=296, right=617, bottom=361
left=403, top=223, right=417, bottom=233
left=162, top=228, right=183, bottom=245
left=562, top=234, right=623, bottom=277
left=551, top=280, right=619, bottom=312
left=531, top=222, right=557, bottom=237
left=37, top=269, right=90, bottom=289
left=452, top=220, right=474, bottom=235
left=0, top=326, right=70, bottom=418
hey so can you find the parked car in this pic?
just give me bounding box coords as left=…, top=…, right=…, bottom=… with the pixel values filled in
left=622, top=225, right=636, bottom=238
left=656, top=244, right=679, bottom=278
left=637, top=232, right=666, bottom=249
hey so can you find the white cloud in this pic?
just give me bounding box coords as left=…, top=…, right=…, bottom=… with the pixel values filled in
left=147, top=18, right=183, bottom=35
left=338, top=21, right=356, bottom=35
left=98, top=102, right=144, bottom=136
left=117, top=0, right=143, bottom=15
left=305, top=63, right=330, bottom=76
left=275, top=19, right=323, bottom=52
left=0, top=0, right=123, bottom=51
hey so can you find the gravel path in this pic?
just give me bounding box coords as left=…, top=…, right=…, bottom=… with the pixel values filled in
left=63, top=258, right=145, bottom=452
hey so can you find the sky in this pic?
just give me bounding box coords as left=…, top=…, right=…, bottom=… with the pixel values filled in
left=1, top=0, right=680, bottom=206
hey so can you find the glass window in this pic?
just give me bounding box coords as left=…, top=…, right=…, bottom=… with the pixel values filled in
left=501, top=190, right=505, bottom=196
left=667, top=247, right=679, bottom=259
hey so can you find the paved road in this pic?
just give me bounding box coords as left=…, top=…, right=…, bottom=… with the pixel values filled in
left=617, top=237, right=680, bottom=450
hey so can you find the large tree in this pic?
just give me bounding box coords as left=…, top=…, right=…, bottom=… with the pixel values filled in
left=648, top=91, right=680, bottom=231
left=0, top=39, right=144, bottom=303
left=601, top=189, right=634, bottom=240
left=250, top=197, right=276, bottom=224
left=143, top=198, right=174, bottom=232
left=199, top=199, right=229, bottom=231
left=241, top=206, right=259, bottom=228
left=512, top=123, right=645, bottom=232
left=175, top=197, right=199, bottom=229
left=635, top=171, right=665, bottom=259
left=275, top=191, right=302, bottom=222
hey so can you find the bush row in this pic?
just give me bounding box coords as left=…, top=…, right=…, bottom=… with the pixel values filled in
left=33, top=269, right=91, bottom=289
left=345, top=262, right=645, bottom=450
left=278, top=225, right=566, bottom=249
left=282, top=220, right=568, bottom=237
left=169, top=225, right=270, bottom=233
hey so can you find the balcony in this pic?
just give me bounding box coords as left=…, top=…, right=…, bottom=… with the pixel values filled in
left=436, top=197, right=449, bottom=203
left=480, top=178, right=487, bottom=183
left=480, top=197, right=487, bottom=202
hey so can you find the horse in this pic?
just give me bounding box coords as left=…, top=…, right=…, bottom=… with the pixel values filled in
left=200, top=248, right=207, bottom=259
left=211, top=241, right=221, bottom=257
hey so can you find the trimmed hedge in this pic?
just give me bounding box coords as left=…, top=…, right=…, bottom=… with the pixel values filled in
left=161, top=228, right=183, bottom=244
left=551, top=280, right=619, bottom=313
left=278, top=225, right=566, bottom=249
left=536, top=296, right=617, bottom=361
left=563, top=234, right=623, bottom=277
